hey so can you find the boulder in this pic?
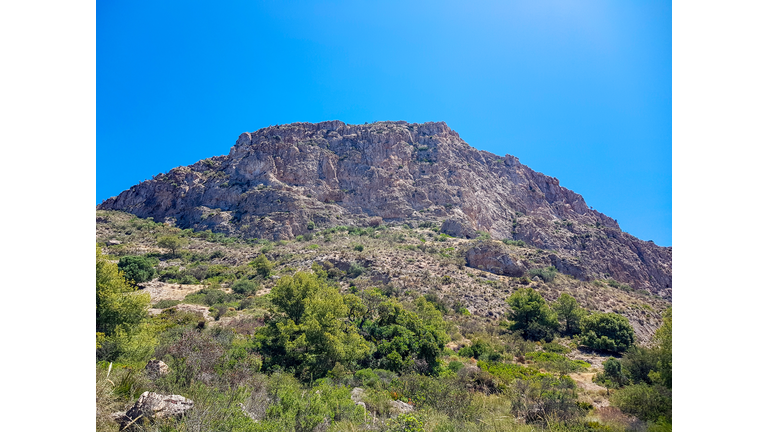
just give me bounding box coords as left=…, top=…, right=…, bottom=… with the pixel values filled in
left=115, top=391, right=193, bottom=430
left=389, top=400, right=415, bottom=414
left=440, top=218, right=477, bottom=239
left=465, top=242, right=527, bottom=277
left=144, top=359, right=170, bottom=380
left=350, top=387, right=365, bottom=404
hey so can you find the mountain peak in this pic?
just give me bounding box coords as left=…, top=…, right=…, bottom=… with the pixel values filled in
left=98, top=121, right=671, bottom=296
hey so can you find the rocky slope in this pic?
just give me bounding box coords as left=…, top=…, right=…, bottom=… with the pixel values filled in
left=98, top=121, right=671, bottom=297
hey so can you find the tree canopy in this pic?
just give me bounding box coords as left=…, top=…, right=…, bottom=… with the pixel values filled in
left=506, top=288, right=559, bottom=341
left=552, top=292, right=585, bottom=336
left=255, top=272, right=370, bottom=379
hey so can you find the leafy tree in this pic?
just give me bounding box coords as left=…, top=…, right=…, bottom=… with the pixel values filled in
left=255, top=272, right=370, bottom=379
left=96, top=248, right=153, bottom=362
left=157, top=235, right=187, bottom=256
left=506, top=288, right=559, bottom=341
left=580, top=312, right=635, bottom=353
left=249, top=254, right=274, bottom=278
left=117, top=255, right=156, bottom=285
left=97, top=249, right=151, bottom=336
left=551, top=292, right=585, bottom=335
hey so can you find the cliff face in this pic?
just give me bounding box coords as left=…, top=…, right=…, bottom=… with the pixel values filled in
left=98, top=120, right=671, bottom=297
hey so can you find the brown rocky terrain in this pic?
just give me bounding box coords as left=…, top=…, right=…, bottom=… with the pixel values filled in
left=98, top=121, right=671, bottom=297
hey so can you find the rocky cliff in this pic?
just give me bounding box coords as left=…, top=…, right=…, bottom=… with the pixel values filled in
left=98, top=121, right=671, bottom=297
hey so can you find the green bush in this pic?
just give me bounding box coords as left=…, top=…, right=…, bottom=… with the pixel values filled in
left=249, top=254, right=274, bottom=278
left=348, top=262, right=365, bottom=277
left=448, top=361, right=464, bottom=373
left=390, top=374, right=476, bottom=420
left=542, top=342, right=570, bottom=353
left=528, top=266, right=558, bottom=283
left=117, top=255, right=157, bottom=285
left=354, top=368, right=380, bottom=388
left=231, top=279, right=258, bottom=295
left=525, top=351, right=589, bottom=374
left=353, top=244, right=364, bottom=252
left=580, top=313, right=635, bottom=353
left=153, top=299, right=180, bottom=309
left=385, top=413, right=425, bottom=432
left=611, top=383, right=672, bottom=422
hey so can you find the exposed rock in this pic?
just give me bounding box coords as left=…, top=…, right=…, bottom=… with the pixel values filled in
left=144, top=359, right=170, bottom=380
left=466, top=241, right=527, bottom=277
left=98, top=121, right=671, bottom=296
left=390, top=400, right=415, bottom=414
left=350, top=387, right=365, bottom=404
left=440, top=217, right=477, bottom=239
left=107, top=239, right=122, bottom=246
left=115, top=391, right=194, bottom=430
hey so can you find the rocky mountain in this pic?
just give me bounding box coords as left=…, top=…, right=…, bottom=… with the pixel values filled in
left=98, top=121, right=671, bottom=297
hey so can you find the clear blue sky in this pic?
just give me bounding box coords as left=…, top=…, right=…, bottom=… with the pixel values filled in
left=97, top=0, right=671, bottom=246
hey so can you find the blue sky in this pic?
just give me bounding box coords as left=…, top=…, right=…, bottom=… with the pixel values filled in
left=97, top=0, right=671, bottom=246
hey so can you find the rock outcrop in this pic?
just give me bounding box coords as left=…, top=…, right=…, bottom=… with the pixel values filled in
left=466, top=242, right=527, bottom=277
left=114, top=392, right=194, bottom=430
left=98, top=121, right=671, bottom=297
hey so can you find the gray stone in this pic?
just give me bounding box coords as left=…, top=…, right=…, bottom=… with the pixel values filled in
left=144, top=359, right=170, bottom=380
left=116, top=391, right=194, bottom=430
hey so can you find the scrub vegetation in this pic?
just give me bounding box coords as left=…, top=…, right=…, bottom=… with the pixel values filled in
left=96, top=210, right=671, bottom=431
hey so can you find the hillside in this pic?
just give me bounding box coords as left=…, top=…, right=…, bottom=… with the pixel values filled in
left=98, top=121, right=671, bottom=298
left=96, top=121, right=672, bottom=431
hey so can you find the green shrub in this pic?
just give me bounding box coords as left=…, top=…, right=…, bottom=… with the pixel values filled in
left=594, top=357, right=629, bottom=388
left=385, top=413, right=425, bottom=432
left=348, top=262, right=365, bottom=277
left=580, top=313, right=635, bottom=353
left=231, top=279, right=258, bottom=295
left=307, top=221, right=315, bottom=230
left=542, top=342, right=570, bottom=353
left=117, top=255, right=157, bottom=284
left=528, top=266, right=558, bottom=283
left=390, top=374, right=475, bottom=420
left=353, top=244, right=364, bottom=252
left=448, top=361, right=464, bottom=373
left=153, top=299, right=180, bottom=309
left=611, top=383, right=672, bottom=422
left=525, top=352, right=589, bottom=374
left=355, top=368, right=380, bottom=388
left=249, top=254, right=274, bottom=278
